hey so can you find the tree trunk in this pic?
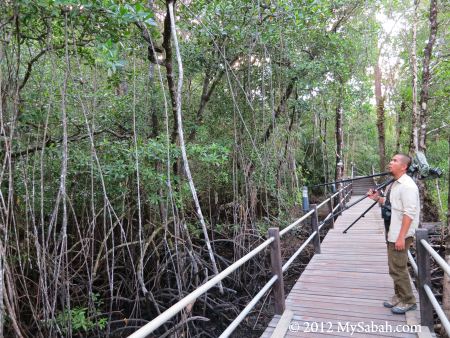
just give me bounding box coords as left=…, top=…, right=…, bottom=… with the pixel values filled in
left=418, top=0, right=438, bottom=151
left=320, top=116, right=329, bottom=194
left=335, top=88, right=344, bottom=181
left=442, top=133, right=450, bottom=338
left=262, top=77, right=296, bottom=142
left=409, top=0, right=419, bottom=154
left=141, top=2, right=179, bottom=174
left=276, top=106, right=297, bottom=197
left=189, top=56, right=239, bottom=141
left=162, top=5, right=178, bottom=146
left=417, top=0, right=438, bottom=221
left=395, top=101, right=405, bottom=153
left=168, top=0, right=223, bottom=293
left=324, top=118, right=329, bottom=187
left=374, top=57, right=386, bottom=172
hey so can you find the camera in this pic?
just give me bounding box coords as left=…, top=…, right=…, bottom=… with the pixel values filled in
left=408, top=164, right=443, bottom=179
left=407, top=151, right=443, bottom=179
left=381, top=202, right=391, bottom=232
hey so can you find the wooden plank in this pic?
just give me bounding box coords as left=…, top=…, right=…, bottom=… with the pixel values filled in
left=304, top=262, right=388, bottom=269
left=290, top=302, right=415, bottom=325
left=290, top=285, right=393, bottom=294
left=290, top=313, right=408, bottom=328
left=297, top=277, right=393, bottom=288
left=266, top=315, right=281, bottom=328
left=286, top=294, right=390, bottom=306
left=416, top=326, right=434, bottom=338
left=270, top=309, right=294, bottom=338
left=299, top=270, right=392, bottom=279
left=300, top=270, right=387, bottom=278
left=303, top=266, right=388, bottom=273
left=405, top=311, right=420, bottom=326
left=314, top=252, right=387, bottom=264
left=297, top=275, right=390, bottom=282
left=318, top=248, right=386, bottom=251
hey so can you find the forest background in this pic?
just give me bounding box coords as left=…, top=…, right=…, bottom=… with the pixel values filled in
left=0, top=0, right=449, bottom=337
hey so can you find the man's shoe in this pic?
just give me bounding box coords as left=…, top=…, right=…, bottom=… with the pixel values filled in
left=383, top=295, right=400, bottom=308
left=391, top=302, right=417, bottom=314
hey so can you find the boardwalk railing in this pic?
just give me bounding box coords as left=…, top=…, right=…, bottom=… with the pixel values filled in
left=409, top=228, right=450, bottom=334
left=128, top=183, right=353, bottom=338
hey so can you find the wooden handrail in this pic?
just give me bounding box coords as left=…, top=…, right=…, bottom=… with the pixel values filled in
left=310, top=204, right=321, bottom=254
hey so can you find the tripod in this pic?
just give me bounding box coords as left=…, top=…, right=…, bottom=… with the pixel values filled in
left=310, top=171, right=389, bottom=188
left=342, top=177, right=395, bottom=233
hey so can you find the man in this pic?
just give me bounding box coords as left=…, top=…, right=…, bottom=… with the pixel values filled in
left=368, top=154, right=420, bottom=314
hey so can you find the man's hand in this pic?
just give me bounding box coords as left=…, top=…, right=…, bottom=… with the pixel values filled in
left=395, top=237, right=406, bottom=251
left=396, top=215, right=413, bottom=251
left=367, top=189, right=380, bottom=201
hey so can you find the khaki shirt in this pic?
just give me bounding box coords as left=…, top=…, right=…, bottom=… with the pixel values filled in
left=387, top=173, right=420, bottom=243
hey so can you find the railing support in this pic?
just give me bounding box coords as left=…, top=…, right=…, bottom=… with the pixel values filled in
left=310, top=204, right=321, bottom=254
left=342, top=188, right=346, bottom=206
left=302, top=186, right=309, bottom=212
left=334, top=193, right=340, bottom=222
left=416, top=228, right=433, bottom=329
left=327, top=197, right=335, bottom=228
left=268, top=228, right=285, bottom=315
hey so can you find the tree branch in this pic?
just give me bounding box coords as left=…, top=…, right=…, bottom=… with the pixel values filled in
left=10, top=129, right=130, bottom=159
left=19, top=40, right=92, bottom=91
left=189, top=55, right=239, bottom=141
left=262, top=77, right=296, bottom=143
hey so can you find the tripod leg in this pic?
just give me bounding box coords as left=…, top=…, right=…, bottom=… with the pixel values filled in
left=320, top=178, right=394, bottom=229
left=342, top=200, right=378, bottom=234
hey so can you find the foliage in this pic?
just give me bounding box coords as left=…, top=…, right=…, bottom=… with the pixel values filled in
left=47, top=294, right=107, bottom=334
left=53, top=307, right=107, bottom=333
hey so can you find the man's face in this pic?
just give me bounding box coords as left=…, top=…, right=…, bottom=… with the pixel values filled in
left=388, top=155, right=407, bottom=176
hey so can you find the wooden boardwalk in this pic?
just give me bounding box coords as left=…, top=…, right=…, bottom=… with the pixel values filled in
left=261, top=195, right=421, bottom=338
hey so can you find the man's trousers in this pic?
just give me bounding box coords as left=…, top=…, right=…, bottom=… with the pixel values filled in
left=387, top=237, right=416, bottom=304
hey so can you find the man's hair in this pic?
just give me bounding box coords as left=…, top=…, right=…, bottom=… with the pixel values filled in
left=396, top=153, right=412, bottom=170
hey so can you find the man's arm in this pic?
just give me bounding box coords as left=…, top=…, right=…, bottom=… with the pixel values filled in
left=367, top=189, right=385, bottom=205
left=395, top=184, right=419, bottom=250
left=395, top=215, right=412, bottom=250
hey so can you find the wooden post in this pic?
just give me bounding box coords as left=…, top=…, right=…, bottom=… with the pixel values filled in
left=416, top=228, right=433, bottom=329
left=327, top=197, right=335, bottom=228
left=334, top=193, right=340, bottom=222
left=268, top=228, right=285, bottom=315
left=310, top=204, right=321, bottom=254
left=342, top=188, right=346, bottom=207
